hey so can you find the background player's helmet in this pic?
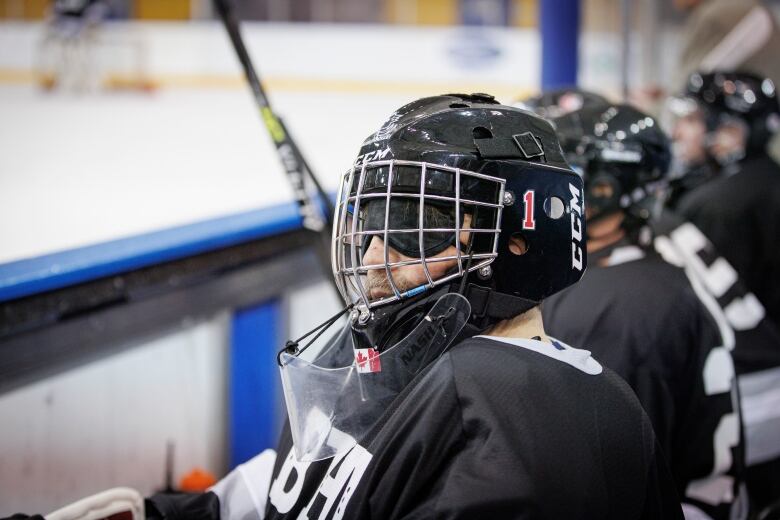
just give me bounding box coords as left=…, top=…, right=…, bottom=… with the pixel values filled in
left=553, top=103, right=671, bottom=224
left=675, top=71, right=780, bottom=153
left=517, top=88, right=610, bottom=120
left=333, top=93, right=586, bottom=341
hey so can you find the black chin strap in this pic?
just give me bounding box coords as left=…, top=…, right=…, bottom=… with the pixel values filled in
left=447, top=284, right=540, bottom=347
left=460, top=283, right=539, bottom=320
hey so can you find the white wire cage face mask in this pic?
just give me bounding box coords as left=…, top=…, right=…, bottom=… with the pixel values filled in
left=332, top=159, right=506, bottom=313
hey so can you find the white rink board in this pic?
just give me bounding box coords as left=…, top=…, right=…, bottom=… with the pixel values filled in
left=0, top=21, right=657, bottom=266
left=0, top=312, right=230, bottom=513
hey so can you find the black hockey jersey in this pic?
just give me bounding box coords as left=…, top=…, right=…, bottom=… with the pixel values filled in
left=261, top=336, right=682, bottom=519
left=543, top=243, right=744, bottom=520
left=678, top=153, right=780, bottom=327
left=672, top=156, right=780, bottom=513
left=147, top=336, right=683, bottom=519
left=650, top=210, right=780, bottom=375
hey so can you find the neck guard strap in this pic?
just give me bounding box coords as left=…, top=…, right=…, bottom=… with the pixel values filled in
left=462, top=283, right=539, bottom=320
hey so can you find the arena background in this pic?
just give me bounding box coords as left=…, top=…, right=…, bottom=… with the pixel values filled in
left=1, top=0, right=778, bottom=513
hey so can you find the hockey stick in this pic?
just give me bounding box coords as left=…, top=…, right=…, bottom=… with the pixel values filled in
left=213, top=0, right=339, bottom=293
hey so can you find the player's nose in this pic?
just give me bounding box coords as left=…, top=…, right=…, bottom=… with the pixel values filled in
left=362, top=236, right=400, bottom=266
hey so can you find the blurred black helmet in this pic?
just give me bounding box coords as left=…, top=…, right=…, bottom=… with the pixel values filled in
left=517, top=88, right=610, bottom=120
left=334, top=93, right=587, bottom=336
left=677, top=71, right=780, bottom=152
left=554, top=103, right=671, bottom=223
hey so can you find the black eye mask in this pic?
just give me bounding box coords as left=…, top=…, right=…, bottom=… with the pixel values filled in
left=358, top=199, right=464, bottom=259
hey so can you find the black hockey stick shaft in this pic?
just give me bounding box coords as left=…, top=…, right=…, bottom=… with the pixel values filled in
left=213, top=0, right=340, bottom=296
left=212, top=0, right=334, bottom=232
left=278, top=116, right=336, bottom=219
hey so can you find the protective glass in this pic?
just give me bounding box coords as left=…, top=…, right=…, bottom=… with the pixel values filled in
left=332, top=159, right=505, bottom=311
left=279, top=292, right=471, bottom=461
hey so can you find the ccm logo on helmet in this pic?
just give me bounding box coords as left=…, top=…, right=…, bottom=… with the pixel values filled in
left=569, top=183, right=584, bottom=271
left=354, top=147, right=391, bottom=167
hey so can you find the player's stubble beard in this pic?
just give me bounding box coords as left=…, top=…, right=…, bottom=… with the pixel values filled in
left=366, top=269, right=414, bottom=300
left=364, top=259, right=460, bottom=300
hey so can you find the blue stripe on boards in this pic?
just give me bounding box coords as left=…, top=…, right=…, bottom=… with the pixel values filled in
left=0, top=202, right=302, bottom=302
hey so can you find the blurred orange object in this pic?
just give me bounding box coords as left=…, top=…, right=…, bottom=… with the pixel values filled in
left=179, top=468, right=217, bottom=492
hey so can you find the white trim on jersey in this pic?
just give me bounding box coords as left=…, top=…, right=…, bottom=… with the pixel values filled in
left=604, top=245, right=646, bottom=266
left=476, top=336, right=603, bottom=375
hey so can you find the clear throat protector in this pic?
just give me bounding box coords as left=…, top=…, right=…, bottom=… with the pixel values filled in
left=278, top=292, right=471, bottom=462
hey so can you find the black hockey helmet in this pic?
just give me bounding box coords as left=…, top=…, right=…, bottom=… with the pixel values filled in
left=674, top=71, right=780, bottom=152
left=517, top=88, right=610, bottom=120
left=553, top=103, right=671, bottom=223
left=333, top=93, right=586, bottom=342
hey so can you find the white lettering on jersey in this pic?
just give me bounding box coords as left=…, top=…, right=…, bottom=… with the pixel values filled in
left=268, top=449, right=313, bottom=514
left=670, top=223, right=736, bottom=295
left=298, top=443, right=373, bottom=520
left=569, top=183, right=584, bottom=271
left=724, top=293, right=766, bottom=331
left=686, top=413, right=740, bottom=505
left=654, top=235, right=736, bottom=351
left=652, top=235, right=684, bottom=267
left=268, top=443, right=373, bottom=519
left=668, top=223, right=765, bottom=331
left=678, top=256, right=741, bottom=506
left=703, top=347, right=737, bottom=396
left=655, top=229, right=743, bottom=510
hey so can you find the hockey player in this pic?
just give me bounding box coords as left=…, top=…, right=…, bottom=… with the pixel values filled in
left=668, top=71, right=780, bottom=515
left=671, top=71, right=780, bottom=327
left=662, top=94, right=720, bottom=210
left=542, top=103, right=746, bottom=520
left=3, top=94, right=682, bottom=519
left=153, top=94, right=681, bottom=519
left=516, top=87, right=609, bottom=119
